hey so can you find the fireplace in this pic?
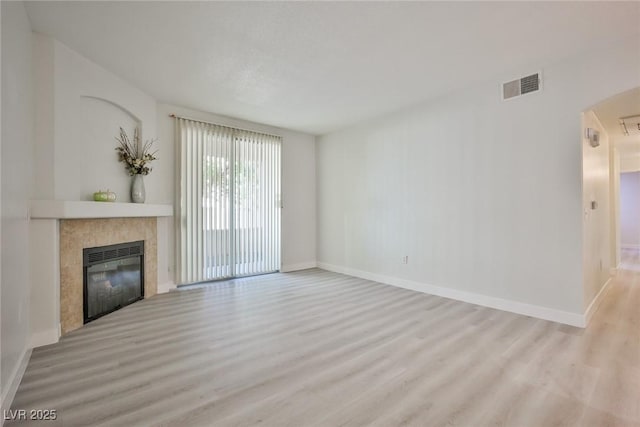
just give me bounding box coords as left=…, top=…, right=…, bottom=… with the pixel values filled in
left=83, top=241, right=145, bottom=324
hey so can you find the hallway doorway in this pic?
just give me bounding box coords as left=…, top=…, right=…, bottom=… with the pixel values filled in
left=619, top=170, right=640, bottom=271
left=586, top=87, right=640, bottom=275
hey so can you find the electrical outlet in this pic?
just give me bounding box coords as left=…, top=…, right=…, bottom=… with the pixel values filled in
left=402, top=256, right=408, bottom=264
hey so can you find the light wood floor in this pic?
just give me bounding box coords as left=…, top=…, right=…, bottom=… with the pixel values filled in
left=9, top=268, right=640, bottom=426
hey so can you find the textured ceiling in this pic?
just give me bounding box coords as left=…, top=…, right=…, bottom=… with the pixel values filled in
left=25, top=1, right=640, bottom=135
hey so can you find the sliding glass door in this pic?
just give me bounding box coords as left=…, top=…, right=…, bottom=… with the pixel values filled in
left=176, top=118, right=281, bottom=284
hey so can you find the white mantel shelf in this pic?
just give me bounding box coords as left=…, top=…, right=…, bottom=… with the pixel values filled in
left=30, top=200, right=173, bottom=219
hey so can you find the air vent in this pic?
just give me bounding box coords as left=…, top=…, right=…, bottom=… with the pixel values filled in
left=620, top=115, right=640, bottom=136
left=87, top=252, right=103, bottom=263
left=502, top=72, right=542, bottom=100
left=104, top=249, right=118, bottom=261
left=118, top=247, right=130, bottom=258
left=83, top=241, right=144, bottom=267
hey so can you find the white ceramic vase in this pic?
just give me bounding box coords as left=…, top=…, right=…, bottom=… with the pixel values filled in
left=131, top=174, right=145, bottom=203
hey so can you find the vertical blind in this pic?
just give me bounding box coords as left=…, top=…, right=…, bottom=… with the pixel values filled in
left=176, top=117, right=281, bottom=285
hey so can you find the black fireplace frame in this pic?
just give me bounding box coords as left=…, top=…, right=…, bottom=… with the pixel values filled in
left=83, top=240, right=145, bottom=324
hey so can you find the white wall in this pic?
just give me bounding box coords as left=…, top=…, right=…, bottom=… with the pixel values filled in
left=157, top=104, right=317, bottom=278
left=28, top=220, right=59, bottom=348
left=316, top=36, right=640, bottom=321
left=620, top=171, right=640, bottom=248
left=29, top=36, right=172, bottom=348
left=581, top=111, right=611, bottom=309
left=1, top=0, right=33, bottom=411
left=620, top=153, right=640, bottom=173
left=611, top=147, right=621, bottom=269
left=33, top=34, right=161, bottom=203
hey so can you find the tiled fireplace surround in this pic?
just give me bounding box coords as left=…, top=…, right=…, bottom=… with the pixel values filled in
left=60, top=217, right=158, bottom=334
left=29, top=200, right=173, bottom=346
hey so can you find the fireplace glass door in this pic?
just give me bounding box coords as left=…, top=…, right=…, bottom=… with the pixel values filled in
left=83, top=241, right=144, bottom=323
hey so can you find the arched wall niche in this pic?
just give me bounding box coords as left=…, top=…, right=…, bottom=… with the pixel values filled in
left=60, top=95, right=147, bottom=202
left=80, top=95, right=142, bottom=124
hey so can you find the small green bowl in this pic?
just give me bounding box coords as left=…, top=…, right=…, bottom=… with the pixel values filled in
left=93, top=191, right=116, bottom=202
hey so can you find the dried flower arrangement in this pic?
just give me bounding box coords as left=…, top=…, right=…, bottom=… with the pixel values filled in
left=115, top=127, right=158, bottom=176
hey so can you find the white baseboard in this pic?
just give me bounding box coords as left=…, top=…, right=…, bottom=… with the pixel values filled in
left=280, top=261, right=317, bottom=273
left=317, top=262, right=586, bottom=328
left=157, top=281, right=177, bottom=294
left=584, top=276, right=613, bottom=326
left=1, top=347, right=32, bottom=421
left=30, top=328, right=59, bottom=348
